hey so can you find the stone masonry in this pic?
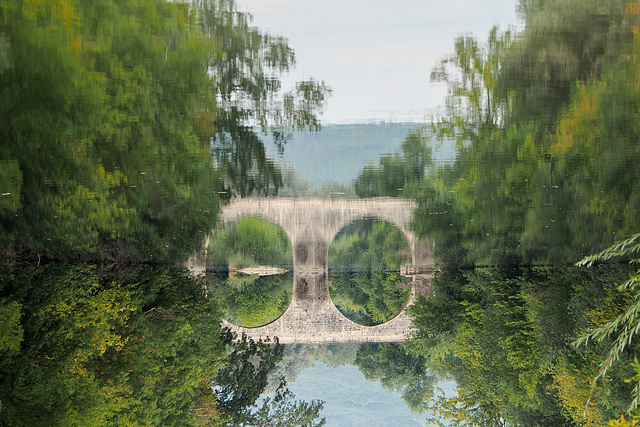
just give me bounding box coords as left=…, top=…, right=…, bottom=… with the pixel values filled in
left=212, top=197, right=434, bottom=343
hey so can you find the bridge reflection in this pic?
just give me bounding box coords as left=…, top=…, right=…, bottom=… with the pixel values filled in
left=192, top=197, right=435, bottom=343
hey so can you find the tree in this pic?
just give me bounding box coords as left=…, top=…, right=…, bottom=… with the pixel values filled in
left=214, top=333, right=284, bottom=424
left=355, top=343, right=436, bottom=413
left=574, top=233, right=640, bottom=412
left=208, top=272, right=293, bottom=327
left=409, top=267, right=614, bottom=426
left=354, top=129, right=431, bottom=198
left=242, top=382, right=325, bottom=427
left=430, top=26, right=513, bottom=144
left=195, top=0, right=331, bottom=196
left=0, top=264, right=225, bottom=427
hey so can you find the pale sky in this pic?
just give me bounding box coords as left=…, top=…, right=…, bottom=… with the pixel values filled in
left=238, top=0, right=522, bottom=124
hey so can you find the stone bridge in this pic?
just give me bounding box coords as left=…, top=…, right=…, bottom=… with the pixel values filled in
left=205, top=197, right=434, bottom=343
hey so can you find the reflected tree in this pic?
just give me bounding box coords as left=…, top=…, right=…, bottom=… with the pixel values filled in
left=355, top=129, right=432, bottom=198
left=0, top=0, right=222, bottom=261
left=501, top=0, right=628, bottom=127
left=195, top=0, right=331, bottom=196
left=0, top=262, right=323, bottom=426
left=208, top=216, right=293, bottom=270
left=396, top=0, right=640, bottom=267
left=328, top=219, right=411, bottom=325
left=354, top=343, right=436, bottom=413
left=0, top=0, right=331, bottom=260
left=208, top=272, right=293, bottom=327
left=329, top=219, right=411, bottom=273
left=329, top=272, right=410, bottom=325
left=430, top=26, right=513, bottom=142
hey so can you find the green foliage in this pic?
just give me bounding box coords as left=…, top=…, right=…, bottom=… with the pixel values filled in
left=208, top=272, right=293, bottom=327
left=406, top=271, right=465, bottom=358
left=354, top=129, right=432, bottom=198
left=609, top=413, right=639, bottom=426
left=409, top=266, right=640, bottom=426
left=196, top=0, right=330, bottom=139
left=195, top=0, right=330, bottom=196
left=352, top=0, right=640, bottom=424
left=0, top=0, right=223, bottom=261
left=328, top=219, right=411, bottom=324
left=245, top=382, right=325, bottom=427
left=208, top=216, right=293, bottom=270
left=0, top=0, right=331, bottom=259
left=0, top=262, right=324, bottom=426
left=329, top=272, right=410, bottom=325
left=214, top=333, right=284, bottom=425
left=425, top=386, right=507, bottom=427
left=354, top=343, right=435, bottom=413
left=577, top=233, right=640, bottom=267
left=500, top=0, right=628, bottom=127
left=399, top=0, right=640, bottom=267
left=329, top=219, right=411, bottom=273
left=431, top=26, right=513, bottom=137
left=0, top=263, right=224, bottom=426
left=0, top=298, right=22, bottom=357
left=574, top=233, right=640, bottom=412
left=0, top=160, right=21, bottom=220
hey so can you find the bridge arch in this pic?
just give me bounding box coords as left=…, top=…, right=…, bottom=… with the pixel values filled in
left=212, top=197, right=432, bottom=343
left=218, top=197, right=420, bottom=271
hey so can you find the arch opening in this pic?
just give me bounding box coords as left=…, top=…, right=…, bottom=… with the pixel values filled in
left=205, top=216, right=294, bottom=327
left=328, top=218, right=412, bottom=326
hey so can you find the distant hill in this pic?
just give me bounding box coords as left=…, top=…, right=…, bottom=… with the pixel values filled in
left=260, top=123, right=456, bottom=188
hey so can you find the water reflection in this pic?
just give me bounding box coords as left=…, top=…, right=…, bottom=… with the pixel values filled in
left=207, top=271, right=293, bottom=327
left=207, top=216, right=293, bottom=272
left=329, top=272, right=411, bottom=326
left=264, top=342, right=437, bottom=424
left=329, top=218, right=412, bottom=273
left=205, top=216, right=294, bottom=327
left=328, top=218, right=413, bottom=325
